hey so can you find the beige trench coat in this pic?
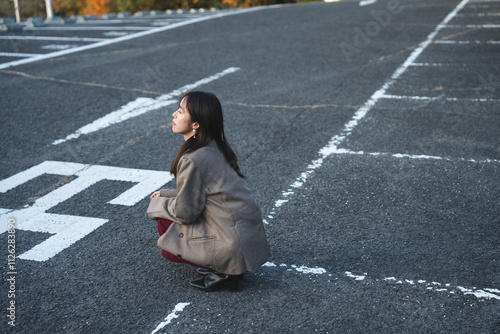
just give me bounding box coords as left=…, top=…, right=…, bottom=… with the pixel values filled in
left=147, top=141, right=270, bottom=275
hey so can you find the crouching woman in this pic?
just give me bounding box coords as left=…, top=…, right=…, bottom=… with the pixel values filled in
left=147, top=91, right=270, bottom=292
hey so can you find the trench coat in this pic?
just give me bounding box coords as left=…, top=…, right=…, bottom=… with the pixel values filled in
left=147, top=141, right=271, bottom=275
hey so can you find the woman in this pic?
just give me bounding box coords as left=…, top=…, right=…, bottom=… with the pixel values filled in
left=147, top=91, right=270, bottom=292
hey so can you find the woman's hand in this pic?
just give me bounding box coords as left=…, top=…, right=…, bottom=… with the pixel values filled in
left=150, top=191, right=161, bottom=200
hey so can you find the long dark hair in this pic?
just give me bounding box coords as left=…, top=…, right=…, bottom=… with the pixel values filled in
left=170, top=91, right=245, bottom=178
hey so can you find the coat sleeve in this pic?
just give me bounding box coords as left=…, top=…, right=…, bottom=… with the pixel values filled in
left=146, top=156, right=206, bottom=224
left=159, top=189, right=178, bottom=197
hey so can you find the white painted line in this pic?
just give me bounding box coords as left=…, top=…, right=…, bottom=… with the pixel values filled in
left=263, top=262, right=327, bottom=274
left=0, top=52, right=44, bottom=58
left=345, top=271, right=367, bottom=280
left=360, top=0, right=378, bottom=6
left=381, top=94, right=500, bottom=103
left=456, top=286, right=500, bottom=300
left=292, top=265, right=327, bottom=274
left=103, top=31, right=130, bottom=37
left=24, top=26, right=153, bottom=31
left=479, top=12, right=500, bottom=16
left=411, top=63, right=446, bottom=66
left=263, top=0, right=470, bottom=225
left=52, top=67, right=240, bottom=145
left=469, top=4, right=500, bottom=8
left=384, top=278, right=500, bottom=300
left=83, top=18, right=183, bottom=25
left=326, top=148, right=500, bottom=164
left=41, top=44, right=78, bottom=50
left=457, top=12, right=500, bottom=17
left=18, top=214, right=109, bottom=261
left=434, top=40, right=500, bottom=44
left=0, top=160, right=84, bottom=193
left=446, top=24, right=500, bottom=28
left=0, top=7, right=267, bottom=70
left=151, top=303, right=190, bottom=334
left=262, top=262, right=500, bottom=300
left=0, top=36, right=106, bottom=42
left=0, top=160, right=173, bottom=261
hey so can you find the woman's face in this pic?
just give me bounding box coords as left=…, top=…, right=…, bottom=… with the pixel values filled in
left=172, top=97, right=198, bottom=140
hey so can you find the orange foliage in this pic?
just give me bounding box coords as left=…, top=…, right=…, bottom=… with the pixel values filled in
left=82, top=0, right=112, bottom=16
left=222, top=0, right=239, bottom=7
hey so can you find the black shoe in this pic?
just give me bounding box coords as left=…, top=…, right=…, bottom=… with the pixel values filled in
left=197, top=268, right=214, bottom=276
left=196, top=268, right=244, bottom=279
left=190, top=272, right=241, bottom=292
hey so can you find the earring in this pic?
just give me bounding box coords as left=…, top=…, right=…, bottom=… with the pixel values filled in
left=193, top=129, right=196, bottom=139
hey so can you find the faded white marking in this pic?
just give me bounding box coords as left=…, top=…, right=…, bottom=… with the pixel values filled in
left=25, top=26, right=151, bottom=31
left=360, top=0, right=378, bottom=6
left=0, top=52, right=43, bottom=58
left=293, top=265, right=327, bottom=274
left=434, top=40, right=500, bottom=44
left=103, top=31, right=129, bottom=37
left=446, top=24, right=500, bottom=28
left=472, top=12, right=500, bottom=17
left=411, top=63, right=445, bottom=67
left=264, top=262, right=328, bottom=274
left=345, top=271, right=367, bottom=281
left=0, top=161, right=172, bottom=261
left=41, top=44, right=78, bottom=50
left=381, top=94, right=500, bottom=103
left=151, top=302, right=190, bottom=334
left=52, top=67, right=240, bottom=145
left=457, top=287, right=500, bottom=300
left=261, top=263, right=499, bottom=300
left=326, top=148, right=500, bottom=164
left=262, top=261, right=277, bottom=267
left=384, top=277, right=500, bottom=300
left=0, top=36, right=106, bottom=42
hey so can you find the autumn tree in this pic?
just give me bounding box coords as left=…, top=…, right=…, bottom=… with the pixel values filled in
left=81, top=0, right=111, bottom=15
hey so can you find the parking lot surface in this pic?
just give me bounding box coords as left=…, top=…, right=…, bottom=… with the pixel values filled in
left=1, top=0, right=499, bottom=333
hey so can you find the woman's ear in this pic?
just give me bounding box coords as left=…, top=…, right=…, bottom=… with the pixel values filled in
left=192, top=122, right=200, bottom=130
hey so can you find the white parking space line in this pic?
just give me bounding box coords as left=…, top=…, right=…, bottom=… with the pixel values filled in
left=0, top=36, right=107, bottom=42
left=446, top=24, right=500, bottom=28
left=80, top=18, right=183, bottom=25
left=327, top=148, right=500, bottom=165
left=381, top=94, right=500, bottom=103
left=52, top=67, right=240, bottom=145
left=360, top=0, right=378, bottom=6
left=264, top=0, right=472, bottom=225
left=434, top=40, right=500, bottom=44
left=0, top=7, right=267, bottom=70
left=103, top=31, right=131, bottom=36
left=0, top=52, right=43, bottom=57
left=24, top=26, right=152, bottom=31
left=41, top=44, right=78, bottom=50
left=151, top=303, right=190, bottom=334
left=262, top=262, right=500, bottom=300
left=411, top=62, right=449, bottom=66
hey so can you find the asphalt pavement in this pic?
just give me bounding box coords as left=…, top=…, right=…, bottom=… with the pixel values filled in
left=0, top=0, right=499, bottom=333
